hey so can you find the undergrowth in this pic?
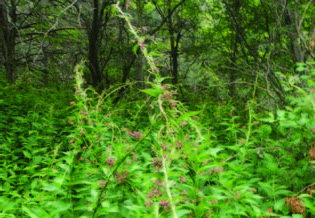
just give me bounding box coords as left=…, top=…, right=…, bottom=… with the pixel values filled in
left=0, top=4, right=315, bottom=218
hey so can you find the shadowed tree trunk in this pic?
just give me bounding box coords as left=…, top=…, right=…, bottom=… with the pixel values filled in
left=152, top=0, right=185, bottom=85
left=167, top=0, right=183, bottom=85
left=278, top=0, right=308, bottom=72
left=87, top=0, right=103, bottom=91
left=227, top=0, right=241, bottom=97
left=283, top=1, right=305, bottom=64
left=0, top=0, right=16, bottom=83
left=86, top=0, right=114, bottom=92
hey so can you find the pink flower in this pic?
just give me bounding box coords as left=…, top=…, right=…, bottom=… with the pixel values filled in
left=127, top=131, right=143, bottom=139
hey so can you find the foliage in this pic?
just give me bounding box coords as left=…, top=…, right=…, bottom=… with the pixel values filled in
left=0, top=1, right=315, bottom=218
left=1, top=61, right=314, bottom=218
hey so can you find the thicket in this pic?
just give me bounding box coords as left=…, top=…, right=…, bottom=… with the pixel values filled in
left=1, top=38, right=315, bottom=218
left=1, top=61, right=315, bottom=218
left=1, top=3, right=315, bottom=218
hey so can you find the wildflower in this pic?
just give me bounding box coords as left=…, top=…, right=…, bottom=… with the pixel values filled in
left=79, top=129, right=85, bottom=135
left=147, top=192, right=154, bottom=199
left=127, top=131, right=143, bottom=139
left=106, top=158, right=115, bottom=167
left=152, top=189, right=163, bottom=196
left=98, top=180, right=107, bottom=187
left=115, top=171, right=129, bottom=184
left=144, top=201, right=153, bottom=208
left=68, top=119, right=74, bottom=125
left=162, top=144, right=170, bottom=151
left=176, top=140, right=183, bottom=150
left=156, top=180, right=163, bottom=186
left=80, top=110, right=88, bottom=115
left=180, top=176, right=187, bottom=183
left=214, top=166, right=224, bottom=173
left=180, top=120, right=188, bottom=126
left=159, top=200, right=170, bottom=209
left=152, top=158, right=162, bottom=169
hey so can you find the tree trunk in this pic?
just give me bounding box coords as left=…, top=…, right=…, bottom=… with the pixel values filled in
left=87, top=0, right=103, bottom=91
left=280, top=0, right=306, bottom=66
left=0, top=0, right=16, bottom=83
left=167, top=0, right=181, bottom=85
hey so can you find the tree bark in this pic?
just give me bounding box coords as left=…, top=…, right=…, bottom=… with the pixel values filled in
left=167, top=0, right=182, bottom=85
left=87, top=0, right=103, bottom=90
left=0, top=0, right=16, bottom=83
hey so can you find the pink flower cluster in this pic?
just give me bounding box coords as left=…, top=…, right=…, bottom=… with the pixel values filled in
left=127, top=131, right=143, bottom=139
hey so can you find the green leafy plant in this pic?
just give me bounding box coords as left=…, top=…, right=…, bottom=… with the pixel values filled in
left=1, top=3, right=315, bottom=218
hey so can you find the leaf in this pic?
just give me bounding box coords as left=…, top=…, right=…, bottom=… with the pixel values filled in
left=13, top=116, right=27, bottom=122
left=298, top=113, right=309, bottom=126
left=292, top=214, right=304, bottom=218
left=259, top=124, right=272, bottom=136
left=132, top=44, right=139, bottom=56
left=140, top=88, right=161, bottom=97
left=277, top=110, right=286, bottom=120
left=296, top=62, right=306, bottom=72
left=251, top=205, right=262, bottom=215
left=155, top=77, right=172, bottom=84
left=253, top=0, right=260, bottom=6
left=258, top=182, right=273, bottom=198
left=274, top=199, right=285, bottom=211
left=101, top=201, right=110, bottom=208
left=274, top=190, right=292, bottom=195
left=260, top=113, right=275, bottom=123
left=301, top=198, right=315, bottom=212
left=296, top=66, right=305, bottom=72
left=46, top=201, right=71, bottom=214
left=91, top=188, right=98, bottom=201
left=31, top=179, right=38, bottom=190
left=23, top=150, right=32, bottom=159
left=175, top=209, right=192, bottom=217
left=148, top=51, right=162, bottom=57
left=22, top=206, right=39, bottom=218
left=176, top=111, right=200, bottom=123
left=207, top=148, right=223, bottom=157
left=108, top=206, right=120, bottom=213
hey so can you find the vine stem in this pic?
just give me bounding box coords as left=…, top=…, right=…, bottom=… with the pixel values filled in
left=161, top=151, right=178, bottom=218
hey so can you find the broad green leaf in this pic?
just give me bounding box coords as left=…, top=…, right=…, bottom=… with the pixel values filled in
left=208, top=148, right=223, bottom=157
left=140, top=88, right=161, bottom=97
left=292, top=214, right=304, bottom=218
left=91, top=188, right=98, bottom=201
left=22, top=206, right=39, bottom=218
left=23, top=150, right=32, bottom=159
left=274, top=199, right=285, bottom=211
left=132, top=44, right=139, bottom=55
left=176, top=111, right=200, bottom=123
left=258, top=182, right=273, bottom=198
left=175, top=209, right=192, bottom=217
